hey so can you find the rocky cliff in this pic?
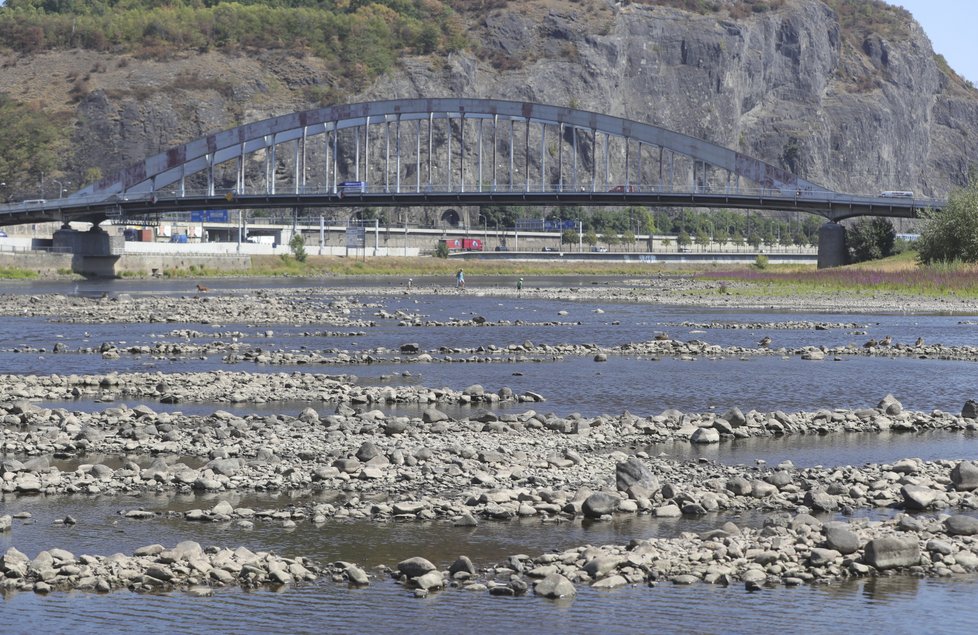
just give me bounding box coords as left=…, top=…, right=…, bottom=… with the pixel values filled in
left=1, top=0, right=974, bottom=200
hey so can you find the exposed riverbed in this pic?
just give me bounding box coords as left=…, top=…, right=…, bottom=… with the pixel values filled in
left=3, top=275, right=978, bottom=634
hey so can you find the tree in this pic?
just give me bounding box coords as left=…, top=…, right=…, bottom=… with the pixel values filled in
left=677, top=230, right=692, bottom=250
left=917, top=182, right=978, bottom=264
left=603, top=232, right=620, bottom=250
left=583, top=229, right=599, bottom=248
left=694, top=228, right=710, bottom=251
left=561, top=229, right=579, bottom=246
left=847, top=217, right=896, bottom=263
left=289, top=232, right=307, bottom=262
left=621, top=230, right=636, bottom=251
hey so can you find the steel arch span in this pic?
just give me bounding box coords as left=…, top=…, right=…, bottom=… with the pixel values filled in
left=80, top=98, right=830, bottom=198
left=0, top=99, right=942, bottom=229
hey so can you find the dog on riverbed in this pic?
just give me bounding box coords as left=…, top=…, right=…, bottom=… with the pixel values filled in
left=196, top=284, right=209, bottom=292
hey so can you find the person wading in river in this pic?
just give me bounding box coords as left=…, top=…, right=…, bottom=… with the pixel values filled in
left=455, top=269, right=465, bottom=290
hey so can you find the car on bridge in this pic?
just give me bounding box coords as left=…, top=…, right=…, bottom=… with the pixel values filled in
left=339, top=181, right=367, bottom=196
left=880, top=190, right=914, bottom=198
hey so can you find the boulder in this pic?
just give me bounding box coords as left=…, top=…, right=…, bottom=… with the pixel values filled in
left=397, top=556, right=436, bottom=578
left=723, top=407, right=747, bottom=427
left=823, top=523, right=861, bottom=555
left=900, top=485, right=939, bottom=510
left=690, top=427, right=720, bottom=444
left=615, top=457, right=659, bottom=493
left=534, top=573, right=576, bottom=598
left=962, top=400, right=978, bottom=419
left=804, top=490, right=838, bottom=512
left=950, top=460, right=978, bottom=491
left=945, top=515, right=978, bottom=536
left=582, top=492, right=619, bottom=518
left=725, top=477, right=752, bottom=496
left=864, top=536, right=920, bottom=570
left=878, top=394, right=902, bottom=415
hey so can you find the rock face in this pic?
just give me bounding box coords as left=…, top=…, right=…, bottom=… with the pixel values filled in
left=5, top=1, right=976, bottom=203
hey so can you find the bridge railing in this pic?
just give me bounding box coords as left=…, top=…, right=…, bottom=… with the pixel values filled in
left=0, top=184, right=944, bottom=216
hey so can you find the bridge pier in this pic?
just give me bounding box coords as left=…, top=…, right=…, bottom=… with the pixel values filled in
left=54, top=226, right=124, bottom=277
left=816, top=222, right=847, bottom=269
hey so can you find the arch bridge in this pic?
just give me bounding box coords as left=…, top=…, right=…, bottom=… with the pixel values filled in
left=0, top=99, right=942, bottom=267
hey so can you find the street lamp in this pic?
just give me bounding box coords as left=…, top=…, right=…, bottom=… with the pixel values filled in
left=52, top=179, right=70, bottom=198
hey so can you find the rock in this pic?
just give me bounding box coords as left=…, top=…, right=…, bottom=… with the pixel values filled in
left=615, top=457, right=659, bottom=493
left=901, top=485, right=939, bottom=510
left=809, top=548, right=841, bottom=566
left=346, top=565, right=370, bottom=586
left=962, top=400, right=978, bottom=419
left=804, top=490, right=838, bottom=512
left=878, top=394, right=902, bottom=415
left=397, top=556, right=436, bottom=578
left=422, top=408, right=449, bottom=423
left=945, top=515, right=978, bottom=536
left=823, top=523, right=861, bottom=555
left=950, top=460, right=978, bottom=491
left=725, top=477, right=752, bottom=496
left=864, top=536, right=920, bottom=570
left=415, top=570, right=444, bottom=591
left=534, top=573, right=576, bottom=598
left=449, top=556, right=476, bottom=576
left=592, top=574, right=627, bottom=589
left=593, top=353, right=608, bottom=362
left=690, top=427, right=720, bottom=444
left=582, top=492, right=619, bottom=518
left=0, top=515, right=11, bottom=532
left=355, top=442, right=383, bottom=462
left=723, top=407, right=747, bottom=427
left=400, top=343, right=421, bottom=354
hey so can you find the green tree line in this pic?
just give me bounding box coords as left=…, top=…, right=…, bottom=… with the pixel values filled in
left=0, top=1, right=465, bottom=81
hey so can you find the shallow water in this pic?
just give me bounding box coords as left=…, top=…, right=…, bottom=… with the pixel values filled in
left=4, top=277, right=978, bottom=632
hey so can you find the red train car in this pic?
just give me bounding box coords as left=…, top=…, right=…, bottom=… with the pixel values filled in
left=440, top=238, right=483, bottom=252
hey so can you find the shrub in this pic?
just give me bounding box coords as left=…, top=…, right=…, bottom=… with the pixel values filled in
left=846, top=217, right=895, bottom=263
left=754, top=254, right=769, bottom=269
left=289, top=232, right=307, bottom=262
left=917, top=181, right=978, bottom=264
left=435, top=242, right=450, bottom=258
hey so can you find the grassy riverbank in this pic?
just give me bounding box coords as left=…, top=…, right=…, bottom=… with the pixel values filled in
left=144, top=255, right=715, bottom=279
left=704, top=252, right=978, bottom=298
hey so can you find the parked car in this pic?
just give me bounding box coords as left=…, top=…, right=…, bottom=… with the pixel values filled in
left=541, top=247, right=556, bottom=252
left=494, top=245, right=510, bottom=251
left=591, top=246, right=608, bottom=252
left=0, top=230, right=8, bottom=238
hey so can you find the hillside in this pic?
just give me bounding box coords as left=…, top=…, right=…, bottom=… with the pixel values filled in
left=0, top=0, right=974, bottom=203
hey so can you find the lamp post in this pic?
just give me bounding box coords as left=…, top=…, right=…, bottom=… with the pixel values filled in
left=52, top=180, right=70, bottom=198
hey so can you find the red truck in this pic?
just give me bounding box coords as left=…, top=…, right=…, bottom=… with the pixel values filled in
left=440, top=238, right=483, bottom=251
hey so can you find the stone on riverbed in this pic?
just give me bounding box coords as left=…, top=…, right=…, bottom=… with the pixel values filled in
left=823, top=523, right=861, bottom=555
left=397, top=556, right=436, bottom=578
left=945, top=515, right=978, bottom=536
left=582, top=492, right=619, bottom=518
left=950, top=460, right=978, bottom=491
left=864, top=536, right=920, bottom=570
left=0, top=515, right=11, bottom=532
left=690, top=427, right=720, bottom=444
left=901, top=485, right=940, bottom=510
left=615, top=458, right=659, bottom=494
left=534, top=573, right=576, bottom=599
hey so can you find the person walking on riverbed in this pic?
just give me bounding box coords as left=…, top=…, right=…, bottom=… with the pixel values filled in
left=455, top=268, right=465, bottom=290
left=517, top=277, right=523, bottom=297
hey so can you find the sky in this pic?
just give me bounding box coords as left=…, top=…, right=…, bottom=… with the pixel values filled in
left=893, top=1, right=978, bottom=84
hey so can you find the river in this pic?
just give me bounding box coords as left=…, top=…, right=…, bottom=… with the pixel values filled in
left=2, top=276, right=978, bottom=633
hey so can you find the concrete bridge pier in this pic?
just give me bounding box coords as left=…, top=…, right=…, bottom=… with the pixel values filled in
left=816, top=222, right=847, bottom=269
left=53, top=226, right=124, bottom=277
